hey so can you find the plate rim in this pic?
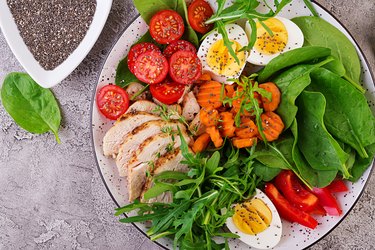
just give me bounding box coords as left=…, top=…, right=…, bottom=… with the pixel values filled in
left=89, top=2, right=375, bottom=249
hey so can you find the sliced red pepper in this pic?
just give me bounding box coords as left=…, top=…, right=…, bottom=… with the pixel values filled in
left=326, top=179, right=348, bottom=193
left=309, top=204, right=326, bottom=216
left=274, top=170, right=319, bottom=212
left=265, top=183, right=318, bottom=229
left=312, top=187, right=342, bottom=216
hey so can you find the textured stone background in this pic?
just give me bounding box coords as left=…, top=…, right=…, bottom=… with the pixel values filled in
left=0, top=0, right=374, bottom=249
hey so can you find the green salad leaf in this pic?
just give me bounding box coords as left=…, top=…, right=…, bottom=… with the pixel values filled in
left=1, top=72, right=61, bottom=143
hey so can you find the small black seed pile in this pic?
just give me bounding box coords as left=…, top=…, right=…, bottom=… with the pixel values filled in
left=7, top=0, right=96, bottom=70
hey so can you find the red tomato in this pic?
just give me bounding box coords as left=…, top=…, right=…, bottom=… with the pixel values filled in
left=274, top=170, right=319, bottom=212
left=134, top=50, right=169, bottom=84
left=149, top=10, right=185, bottom=44
left=265, top=183, right=318, bottom=229
left=188, top=0, right=214, bottom=34
left=326, top=179, right=348, bottom=193
left=127, top=42, right=160, bottom=74
left=163, top=40, right=197, bottom=60
left=312, top=187, right=342, bottom=216
left=150, top=79, right=185, bottom=104
left=96, top=85, right=129, bottom=120
left=169, top=50, right=202, bottom=84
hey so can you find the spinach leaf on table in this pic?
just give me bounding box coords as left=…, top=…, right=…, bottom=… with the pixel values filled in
left=309, top=68, right=375, bottom=158
left=292, top=16, right=364, bottom=92
left=290, top=119, right=337, bottom=187
left=257, top=46, right=331, bottom=82
left=296, top=90, right=350, bottom=178
left=272, top=56, right=334, bottom=130
left=1, top=72, right=61, bottom=143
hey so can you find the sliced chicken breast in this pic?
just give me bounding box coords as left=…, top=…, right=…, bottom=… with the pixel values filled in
left=127, top=162, right=149, bottom=201
left=125, top=100, right=158, bottom=115
left=182, top=91, right=200, bottom=121
left=189, top=112, right=206, bottom=136
left=102, top=111, right=160, bottom=157
left=116, top=120, right=186, bottom=177
left=127, top=131, right=191, bottom=171
left=140, top=148, right=190, bottom=203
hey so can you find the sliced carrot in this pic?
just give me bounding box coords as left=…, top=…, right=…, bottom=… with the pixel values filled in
left=206, top=126, right=223, bottom=148
left=232, top=137, right=257, bottom=148
left=200, top=107, right=219, bottom=127
left=235, top=118, right=258, bottom=138
left=225, top=84, right=236, bottom=98
left=195, top=73, right=212, bottom=84
left=260, top=111, right=284, bottom=141
left=219, top=112, right=236, bottom=138
left=259, top=82, right=281, bottom=112
left=197, top=81, right=223, bottom=109
left=192, top=133, right=211, bottom=153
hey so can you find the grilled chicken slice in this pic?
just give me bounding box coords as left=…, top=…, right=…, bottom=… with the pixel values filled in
left=189, top=112, right=206, bottom=136
left=125, top=100, right=158, bottom=115
left=182, top=91, right=200, bottom=121
left=127, top=131, right=191, bottom=170
left=140, top=148, right=190, bottom=203
left=116, top=120, right=186, bottom=177
left=102, top=111, right=160, bottom=157
left=127, top=162, right=149, bottom=201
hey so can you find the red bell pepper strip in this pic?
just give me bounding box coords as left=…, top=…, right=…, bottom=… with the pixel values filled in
left=265, top=183, right=318, bottom=229
left=309, top=204, right=326, bottom=216
left=312, top=187, right=342, bottom=216
left=274, top=170, right=319, bottom=212
left=326, top=179, right=348, bottom=193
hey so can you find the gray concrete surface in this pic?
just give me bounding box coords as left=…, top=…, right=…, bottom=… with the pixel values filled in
left=0, top=0, right=374, bottom=249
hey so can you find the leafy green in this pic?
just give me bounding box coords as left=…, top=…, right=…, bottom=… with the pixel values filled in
left=253, top=161, right=281, bottom=182
left=290, top=119, right=337, bottom=187
left=116, top=136, right=260, bottom=249
left=349, top=143, right=375, bottom=182
left=309, top=68, right=375, bottom=158
left=1, top=72, right=61, bottom=143
left=115, top=31, right=154, bottom=87
left=176, top=0, right=199, bottom=47
left=258, top=46, right=331, bottom=82
left=296, top=91, right=350, bottom=179
left=133, top=0, right=177, bottom=23
left=302, top=0, right=319, bottom=17
left=272, top=56, right=334, bottom=129
left=292, top=16, right=364, bottom=92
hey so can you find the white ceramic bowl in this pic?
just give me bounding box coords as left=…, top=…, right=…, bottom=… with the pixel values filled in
left=0, top=0, right=112, bottom=88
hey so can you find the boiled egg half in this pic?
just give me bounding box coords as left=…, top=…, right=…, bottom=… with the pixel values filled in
left=197, top=24, right=249, bottom=83
left=245, top=17, right=304, bottom=65
left=226, top=188, right=282, bottom=249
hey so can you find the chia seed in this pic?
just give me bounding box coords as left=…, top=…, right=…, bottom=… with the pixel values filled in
left=7, top=0, right=97, bottom=70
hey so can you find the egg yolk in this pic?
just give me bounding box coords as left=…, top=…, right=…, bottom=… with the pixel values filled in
left=206, top=39, right=246, bottom=76
left=254, top=18, right=288, bottom=55
left=232, top=198, right=272, bottom=235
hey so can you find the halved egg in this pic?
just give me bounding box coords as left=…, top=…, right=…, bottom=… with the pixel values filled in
left=245, top=17, right=304, bottom=65
left=197, top=24, right=249, bottom=83
left=226, top=188, right=282, bottom=249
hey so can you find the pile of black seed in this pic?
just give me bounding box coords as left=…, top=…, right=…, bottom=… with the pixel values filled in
left=7, top=0, right=97, bottom=70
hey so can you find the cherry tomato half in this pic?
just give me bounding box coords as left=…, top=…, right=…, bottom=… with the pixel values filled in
left=188, top=0, right=214, bottom=34
left=149, top=10, right=185, bottom=44
left=163, top=40, right=197, bottom=60
left=96, top=85, right=129, bottom=120
left=127, top=42, right=160, bottom=74
left=150, top=79, right=185, bottom=104
left=169, top=50, right=202, bottom=84
left=134, top=50, right=169, bottom=84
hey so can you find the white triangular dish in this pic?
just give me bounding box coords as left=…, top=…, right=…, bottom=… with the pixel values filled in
left=0, top=0, right=112, bottom=88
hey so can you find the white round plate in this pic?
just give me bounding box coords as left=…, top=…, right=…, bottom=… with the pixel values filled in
left=90, top=1, right=375, bottom=249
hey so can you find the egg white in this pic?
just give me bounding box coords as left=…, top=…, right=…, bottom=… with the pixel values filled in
left=197, top=24, right=249, bottom=83
left=226, top=188, right=282, bottom=249
left=245, top=17, right=304, bottom=66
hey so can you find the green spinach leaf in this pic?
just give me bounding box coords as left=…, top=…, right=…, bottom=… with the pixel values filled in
left=290, top=119, right=337, bottom=187
left=292, top=16, right=363, bottom=91
left=309, top=68, right=375, bottom=158
left=258, top=46, right=331, bottom=82
left=273, top=56, right=334, bottom=129
left=1, top=73, right=61, bottom=143
left=349, top=143, right=375, bottom=182
left=296, top=90, right=350, bottom=178
left=253, top=161, right=281, bottom=182
left=133, top=0, right=177, bottom=23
